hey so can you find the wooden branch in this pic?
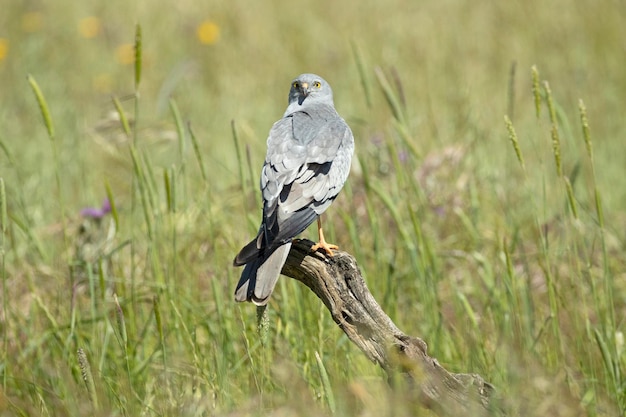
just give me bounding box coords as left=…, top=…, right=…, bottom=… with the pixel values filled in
left=281, top=239, right=501, bottom=416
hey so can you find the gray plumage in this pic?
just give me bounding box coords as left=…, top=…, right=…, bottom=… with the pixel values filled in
left=233, top=73, right=354, bottom=305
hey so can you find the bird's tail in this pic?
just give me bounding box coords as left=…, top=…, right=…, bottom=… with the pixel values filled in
left=234, top=242, right=292, bottom=306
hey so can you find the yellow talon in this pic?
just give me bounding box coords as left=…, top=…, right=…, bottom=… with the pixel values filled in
left=310, top=217, right=338, bottom=256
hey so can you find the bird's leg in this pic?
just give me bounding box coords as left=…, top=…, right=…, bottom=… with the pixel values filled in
left=310, top=217, right=338, bottom=257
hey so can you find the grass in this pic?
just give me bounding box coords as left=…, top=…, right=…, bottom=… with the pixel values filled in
left=1, top=0, right=625, bottom=415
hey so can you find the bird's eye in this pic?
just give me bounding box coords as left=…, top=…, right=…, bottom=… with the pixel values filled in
left=293, top=82, right=300, bottom=89
left=314, top=81, right=321, bottom=88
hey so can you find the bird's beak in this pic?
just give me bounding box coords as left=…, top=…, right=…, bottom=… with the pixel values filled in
left=298, top=82, right=309, bottom=105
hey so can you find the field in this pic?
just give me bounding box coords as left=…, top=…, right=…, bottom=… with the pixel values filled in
left=1, top=0, right=625, bottom=415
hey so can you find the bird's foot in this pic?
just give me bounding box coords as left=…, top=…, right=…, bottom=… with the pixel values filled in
left=311, top=240, right=338, bottom=257
left=312, top=218, right=338, bottom=257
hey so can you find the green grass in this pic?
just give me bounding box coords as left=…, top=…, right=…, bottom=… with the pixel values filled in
left=1, top=0, right=625, bottom=415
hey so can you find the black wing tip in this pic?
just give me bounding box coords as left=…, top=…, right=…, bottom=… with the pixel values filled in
left=234, top=236, right=264, bottom=266
left=233, top=255, right=246, bottom=267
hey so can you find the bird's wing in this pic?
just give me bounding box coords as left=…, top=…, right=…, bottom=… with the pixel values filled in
left=259, top=105, right=352, bottom=248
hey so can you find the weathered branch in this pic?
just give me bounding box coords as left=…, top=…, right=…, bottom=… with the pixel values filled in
left=282, top=239, right=501, bottom=416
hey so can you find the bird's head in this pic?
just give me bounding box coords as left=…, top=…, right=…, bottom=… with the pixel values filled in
left=288, top=73, right=334, bottom=107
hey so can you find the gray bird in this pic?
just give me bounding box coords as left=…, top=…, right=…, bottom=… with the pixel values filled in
left=233, top=73, right=354, bottom=305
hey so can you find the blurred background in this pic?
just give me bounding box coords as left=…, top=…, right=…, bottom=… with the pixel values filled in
left=1, top=0, right=624, bottom=199
left=0, top=1, right=626, bottom=194
left=1, top=0, right=625, bottom=416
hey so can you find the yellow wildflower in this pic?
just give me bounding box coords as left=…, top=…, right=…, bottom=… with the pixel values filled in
left=115, top=43, right=134, bottom=65
left=196, top=20, right=220, bottom=45
left=79, top=16, right=102, bottom=39
left=0, top=39, right=8, bottom=61
left=0, top=38, right=9, bottom=61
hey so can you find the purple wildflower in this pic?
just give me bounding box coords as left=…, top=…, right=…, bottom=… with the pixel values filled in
left=81, top=198, right=112, bottom=219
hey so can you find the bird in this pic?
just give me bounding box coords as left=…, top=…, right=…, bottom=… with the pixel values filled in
left=233, top=73, right=355, bottom=306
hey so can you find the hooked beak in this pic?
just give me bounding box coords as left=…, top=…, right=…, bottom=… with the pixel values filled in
left=298, top=82, right=309, bottom=105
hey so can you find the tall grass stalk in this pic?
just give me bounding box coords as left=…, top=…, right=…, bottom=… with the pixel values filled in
left=27, top=74, right=68, bottom=250
left=114, top=293, right=135, bottom=400
left=504, top=115, right=525, bottom=173
left=112, top=96, right=132, bottom=137
left=163, top=167, right=175, bottom=213
left=578, top=102, right=608, bottom=315
left=579, top=100, right=620, bottom=409
left=188, top=122, right=208, bottom=183
left=231, top=120, right=248, bottom=199
left=77, top=348, right=99, bottom=410
left=355, top=153, right=379, bottom=255
left=169, top=99, right=186, bottom=168
left=562, top=176, right=578, bottom=220
left=0, top=141, right=47, bottom=259
left=0, top=178, right=6, bottom=389
left=374, top=68, right=421, bottom=159
left=245, top=144, right=262, bottom=211
left=133, top=24, right=142, bottom=145
left=531, top=65, right=541, bottom=118
left=374, top=67, right=406, bottom=127
left=85, top=263, right=98, bottom=340
left=256, top=305, right=270, bottom=346
left=105, top=180, right=120, bottom=231
left=153, top=296, right=168, bottom=389
left=130, top=146, right=154, bottom=239
left=543, top=82, right=563, bottom=178
left=351, top=41, right=372, bottom=109
left=315, top=351, right=336, bottom=413
left=501, top=237, right=526, bottom=347
left=505, top=68, right=563, bottom=367
left=26, top=75, right=55, bottom=140
left=141, top=152, right=160, bottom=213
